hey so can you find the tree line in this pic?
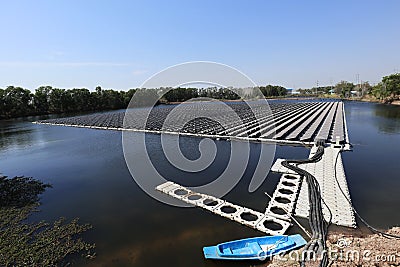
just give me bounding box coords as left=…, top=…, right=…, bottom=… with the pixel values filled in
left=0, top=86, right=136, bottom=119
left=298, top=81, right=371, bottom=97
left=370, top=73, right=400, bottom=101
left=298, top=73, right=400, bottom=100
left=0, top=85, right=288, bottom=119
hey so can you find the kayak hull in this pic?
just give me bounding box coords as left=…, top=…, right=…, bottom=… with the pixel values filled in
left=203, top=234, right=306, bottom=261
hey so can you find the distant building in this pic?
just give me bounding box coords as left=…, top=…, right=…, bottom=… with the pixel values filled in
left=286, top=88, right=300, bottom=95
left=350, top=90, right=359, bottom=97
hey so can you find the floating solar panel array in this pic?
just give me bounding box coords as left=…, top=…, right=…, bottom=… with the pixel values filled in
left=35, top=100, right=349, bottom=145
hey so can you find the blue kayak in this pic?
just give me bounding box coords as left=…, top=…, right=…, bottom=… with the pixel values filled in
left=203, top=234, right=306, bottom=260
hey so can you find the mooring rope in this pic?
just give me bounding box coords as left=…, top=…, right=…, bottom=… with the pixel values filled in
left=281, top=144, right=331, bottom=267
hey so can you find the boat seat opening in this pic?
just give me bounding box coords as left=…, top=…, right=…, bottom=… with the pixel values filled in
left=222, top=247, right=232, bottom=255
left=248, top=242, right=262, bottom=253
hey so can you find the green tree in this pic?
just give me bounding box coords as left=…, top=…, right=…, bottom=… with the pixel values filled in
left=68, top=88, right=91, bottom=112
left=33, top=86, right=52, bottom=114
left=0, top=88, right=5, bottom=117
left=102, top=89, right=123, bottom=109
left=335, top=81, right=355, bottom=97
left=1, top=86, right=33, bottom=117
left=123, top=89, right=137, bottom=106
left=362, top=82, right=372, bottom=96
left=369, top=74, right=400, bottom=100
left=130, top=88, right=161, bottom=107
left=382, top=73, right=400, bottom=96
left=163, top=87, right=199, bottom=102
left=259, top=85, right=287, bottom=97
left=48, top=88, right=72, bottom=113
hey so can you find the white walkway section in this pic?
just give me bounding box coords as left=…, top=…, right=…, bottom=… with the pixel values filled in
left=270, top=146, right=356, bottom=228
left=156, top=181, right=292, bottom=235
left=264, top=173, right=303, bottom=221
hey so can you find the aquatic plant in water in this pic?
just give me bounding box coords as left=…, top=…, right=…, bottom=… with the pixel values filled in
left=0, top=175, right=95, bottom=266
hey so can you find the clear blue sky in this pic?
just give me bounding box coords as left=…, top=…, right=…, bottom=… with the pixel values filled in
left=1, top=0, right=399, bottom=90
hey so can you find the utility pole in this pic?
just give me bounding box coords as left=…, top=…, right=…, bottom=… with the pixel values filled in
left=360, top=80, right=363, bottom=97
left=316, top=80, right=319, bottom=95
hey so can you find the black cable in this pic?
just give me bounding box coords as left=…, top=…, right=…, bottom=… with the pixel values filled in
left=281, top=145, right=331, bottom=267
left=333, top=151, right=400, bottom=239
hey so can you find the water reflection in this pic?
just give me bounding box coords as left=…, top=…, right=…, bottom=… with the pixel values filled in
left=0, top=112, right=100, bottom=151
left=374, top=104, right=400, bottom=134
left=0, top=121, right=35, bottom=150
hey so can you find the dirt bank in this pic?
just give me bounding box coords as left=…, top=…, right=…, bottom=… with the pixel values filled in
left=267, top=227, right=400, bottom=267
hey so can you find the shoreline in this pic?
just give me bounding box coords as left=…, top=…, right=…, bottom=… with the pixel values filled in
left=2, top=96, right=399, bottom=121
left=268, top=227, right=400, bottom=267
left=161, top=95, right=400, bottom=106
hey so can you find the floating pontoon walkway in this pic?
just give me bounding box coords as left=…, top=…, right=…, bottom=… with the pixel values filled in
left=156, top=181, right=292, bottom=235
left=270, top=146, right=356, bottom=228
left=34, top=100, right=350, bottom=146
left=156, top=145, right=355, bottom=236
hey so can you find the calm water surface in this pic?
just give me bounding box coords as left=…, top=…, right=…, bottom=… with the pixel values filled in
left=1, top=101, right=400, bottom=266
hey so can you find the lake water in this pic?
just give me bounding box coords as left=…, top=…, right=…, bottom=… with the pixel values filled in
left=1, top=100, right=400, bottom=266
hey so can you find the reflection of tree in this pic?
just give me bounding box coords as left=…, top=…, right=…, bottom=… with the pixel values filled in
left=374, top=104, right=400, bottom=134
left=0, top=122, right=34, bottom=150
